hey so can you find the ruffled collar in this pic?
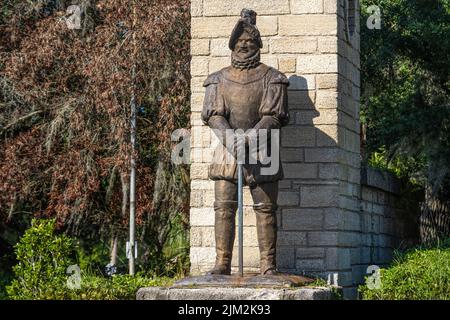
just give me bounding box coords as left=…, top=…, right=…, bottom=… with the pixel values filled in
left=221, top=63, right=270, bottom=85
left=231, top=50, right=261, bottom=70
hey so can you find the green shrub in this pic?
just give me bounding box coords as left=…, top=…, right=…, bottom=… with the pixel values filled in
left=6, top=219, right=74, bottom=299
left=367, top=148, right=424, bottom=183
left=65, top=273, right=173, bottom=300
left=75, top=241, right=111, bottom=274
left=359, top=241, right=450, bottom=300
left=5, top=218, right=176, bottom=300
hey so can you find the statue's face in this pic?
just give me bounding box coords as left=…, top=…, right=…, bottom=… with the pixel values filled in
left=234, top=31, right=259, bottom=59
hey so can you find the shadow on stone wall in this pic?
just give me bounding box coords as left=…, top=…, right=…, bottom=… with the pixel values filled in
left=276, top=74, right=341, bottom=277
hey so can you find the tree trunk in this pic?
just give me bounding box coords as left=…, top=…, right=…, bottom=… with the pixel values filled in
left=110, top=235, right=118, bottom=266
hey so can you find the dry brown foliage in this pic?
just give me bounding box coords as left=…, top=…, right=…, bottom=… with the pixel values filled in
left=0, top=0, right=190, bottom=254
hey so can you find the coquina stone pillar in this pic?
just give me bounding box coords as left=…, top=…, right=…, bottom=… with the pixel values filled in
left=189, top=0, right=361, bottom=298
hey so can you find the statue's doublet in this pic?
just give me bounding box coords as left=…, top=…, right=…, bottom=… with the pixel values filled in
left=202, top=63, right=290, bottom=186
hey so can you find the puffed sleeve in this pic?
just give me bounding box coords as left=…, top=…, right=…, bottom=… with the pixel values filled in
left=201, top=72, right=233, bottom=150
left=201, top=72, right=227, bottom=125
left=255, top=71, right=290, bottom=130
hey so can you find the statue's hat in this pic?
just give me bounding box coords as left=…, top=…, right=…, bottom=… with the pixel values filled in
left=228, top=9, right=263, bottom=50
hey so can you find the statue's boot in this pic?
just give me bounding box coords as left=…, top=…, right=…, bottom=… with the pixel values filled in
left=207, top=200, right=237, bottom=275
left=254, top=203, right=278, bottom=275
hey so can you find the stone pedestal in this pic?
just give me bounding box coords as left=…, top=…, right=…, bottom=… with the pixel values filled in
left=172, top=274, right=315, bottom=288
left=137, top=274, right=335, bottom=300
left=137, top=287, right=333, bottom=300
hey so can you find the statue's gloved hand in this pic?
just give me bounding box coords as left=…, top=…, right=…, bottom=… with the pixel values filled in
left=234, top=132, right=247, bottom=163
left=223, top=135, right=238, bottom=161
left=208, top=116, right=238, bottom=159
left=223, top=130, right=254, bottom=166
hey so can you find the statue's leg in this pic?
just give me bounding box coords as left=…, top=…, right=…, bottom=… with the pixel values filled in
left=251, top=181, right=278, bottom=275
left=207, top=179, right=237, bottom=275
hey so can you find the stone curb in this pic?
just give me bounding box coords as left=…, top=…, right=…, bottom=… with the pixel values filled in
left=136, top=287, right=333, bottom=300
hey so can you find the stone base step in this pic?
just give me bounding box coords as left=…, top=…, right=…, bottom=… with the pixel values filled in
left=136, top=287, right=333, bottom=300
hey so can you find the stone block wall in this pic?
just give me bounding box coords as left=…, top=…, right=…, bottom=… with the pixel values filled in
left=189, top=0, right=419, bottom=299
left=189, top=0, right=350, bottom=276
left=359, top=167, right=420, bottom=270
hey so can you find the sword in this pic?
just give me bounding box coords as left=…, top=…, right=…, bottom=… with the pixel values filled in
left=237, top=162, right=244, bottom=277
left=236, top=132, right=245, bottom=277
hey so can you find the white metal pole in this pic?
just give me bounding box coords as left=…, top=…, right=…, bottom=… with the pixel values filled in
left=128, top=1, right=137, bottom=276
left=129, top=71, right=136, bottom=276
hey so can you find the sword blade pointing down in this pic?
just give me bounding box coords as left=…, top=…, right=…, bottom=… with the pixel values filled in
left=237, top=162, right=244, bottom=277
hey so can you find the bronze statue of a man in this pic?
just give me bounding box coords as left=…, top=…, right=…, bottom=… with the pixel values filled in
left=201, top=9, right=290, bottom=275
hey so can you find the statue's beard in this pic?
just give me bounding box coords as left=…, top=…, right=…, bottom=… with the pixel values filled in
left=231, top=50, right=261, bottom=70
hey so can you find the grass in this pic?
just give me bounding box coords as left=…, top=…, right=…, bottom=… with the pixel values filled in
left=63, top=273, right=176, bottom=300
left=359, top=240, right=450, bottom=300
left=3, top=272, right=177, bottom=300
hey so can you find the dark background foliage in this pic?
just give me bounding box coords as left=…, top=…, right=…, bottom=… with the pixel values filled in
left=360, top=0, right=450, bottom=199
